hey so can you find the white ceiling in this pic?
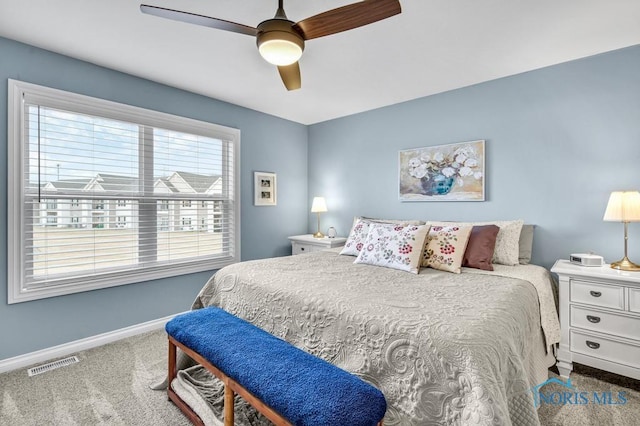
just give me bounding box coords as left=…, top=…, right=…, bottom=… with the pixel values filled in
left=1, top=0, right=639, bottom=124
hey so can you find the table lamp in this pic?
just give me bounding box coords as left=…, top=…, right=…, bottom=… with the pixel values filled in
left=311, top=197, right=327, bottom=238
left=603, top=190, right=640, bottom=271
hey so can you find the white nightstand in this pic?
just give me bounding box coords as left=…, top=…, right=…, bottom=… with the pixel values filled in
left=551, top=259, right=640, bottom=380
left=288, top=234, right=347, bottom=255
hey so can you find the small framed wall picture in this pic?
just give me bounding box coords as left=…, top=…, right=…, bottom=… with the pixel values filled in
left=254, top=171, right=277, bottom=206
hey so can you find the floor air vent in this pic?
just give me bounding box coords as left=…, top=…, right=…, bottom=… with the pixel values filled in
left=27, top=356, right=80, bottom=377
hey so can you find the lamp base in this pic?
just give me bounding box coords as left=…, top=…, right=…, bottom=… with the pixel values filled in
left=313, top=231, right=324, bottom=238
left=610, top=256, right=640, bottom=272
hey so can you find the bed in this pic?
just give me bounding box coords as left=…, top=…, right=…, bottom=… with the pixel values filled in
left=169, top=239, right=560, bottom=426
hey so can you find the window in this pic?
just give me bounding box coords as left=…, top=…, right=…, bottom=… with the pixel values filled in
left=158, top=217, right=169, bottom=232
left=213, top=200, right=223, bottom=233
left=92, top=216, right=105, bottom=229
left=46, top=213, right=58, bottom=225
left=8, top=80, right=240, bottom=303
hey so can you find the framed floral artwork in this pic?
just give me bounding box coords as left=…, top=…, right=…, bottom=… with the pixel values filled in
left=254, top=171, right=277, bottom=206
left=399, top=140, right=485, bottom=202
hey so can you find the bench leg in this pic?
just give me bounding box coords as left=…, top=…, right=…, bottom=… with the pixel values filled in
left=167, top=337, right=205, bottom=426
left=168, top=338, right=177, bottom=401
left=224, top=384, right=235, bottom=426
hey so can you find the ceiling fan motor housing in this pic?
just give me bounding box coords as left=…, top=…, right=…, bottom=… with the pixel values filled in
left=256, top=19, right=305, bottom=66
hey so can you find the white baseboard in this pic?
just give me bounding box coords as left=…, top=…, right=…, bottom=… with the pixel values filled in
left=0, top=312, right=187, bottom=374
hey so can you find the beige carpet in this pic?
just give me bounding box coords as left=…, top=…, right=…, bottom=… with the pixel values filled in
left=1, top=329, right=639, bottom=425
left=0, top=330, right=190, bottom=426
left=537, top=365, right=640, bottom=425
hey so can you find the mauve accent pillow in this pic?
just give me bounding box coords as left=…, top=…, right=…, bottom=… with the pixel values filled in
left=462, top=225, right=500, bottom=271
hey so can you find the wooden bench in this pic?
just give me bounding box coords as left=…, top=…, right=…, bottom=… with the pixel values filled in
left=165, top=307, right=387, bottom=426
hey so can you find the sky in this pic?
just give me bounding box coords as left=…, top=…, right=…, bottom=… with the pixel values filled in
left=27, top=106, right=225, bottom=188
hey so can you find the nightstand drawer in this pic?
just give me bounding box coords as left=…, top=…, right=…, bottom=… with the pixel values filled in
left=570, top=279, right=624, bottom=310
left=291, top=242, right=320, bottom=255
left=630, top=288, right=640, bottom=314
left=571, top=330, right=640, bottom=367
left=570, top=306, right=640, bottom=341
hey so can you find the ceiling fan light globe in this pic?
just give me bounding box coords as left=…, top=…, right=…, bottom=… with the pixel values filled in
left=259, top=39, right=302, bottom=66
left=256, top=19, right=305, bottom=66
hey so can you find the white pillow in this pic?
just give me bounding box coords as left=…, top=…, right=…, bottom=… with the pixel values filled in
left=426, top=220, right=524, bottom=266
left=341, top=217, right=425, bottom=257
left=353, top=223, right=430, bottom=274
left=340, top=219, right=373, bottom=256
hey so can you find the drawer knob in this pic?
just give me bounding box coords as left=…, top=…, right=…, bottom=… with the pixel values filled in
left=586, top=341, right=600, bottom=350
left=586, top=315, right=601, bottom=324
left=301, top=247, right=305, bottom=251
left=589, top=291, right=602, bottom=297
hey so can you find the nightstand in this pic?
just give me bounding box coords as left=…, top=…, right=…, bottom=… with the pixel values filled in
left=551, top=259, right=640, bottom=380
left=288, top=234, right=347, bottom=255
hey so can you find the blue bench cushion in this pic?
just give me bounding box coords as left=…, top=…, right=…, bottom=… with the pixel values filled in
left=166, top=307, right=386, bottom=426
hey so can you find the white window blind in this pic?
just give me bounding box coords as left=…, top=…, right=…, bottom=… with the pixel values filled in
left=8, top=80, right=240, bottom=304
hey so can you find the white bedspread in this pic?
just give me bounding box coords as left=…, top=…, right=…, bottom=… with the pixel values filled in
left=190, top=250, right=560, bottom=425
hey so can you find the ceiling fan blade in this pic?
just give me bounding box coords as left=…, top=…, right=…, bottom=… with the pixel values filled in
left=293, top=0, right=401, bottom=40
left=277, top=63, right=301, bottom=91
left=140, top=4, right=257, bottom=36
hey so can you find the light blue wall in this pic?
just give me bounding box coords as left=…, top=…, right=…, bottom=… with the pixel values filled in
left=0, top=37, right=308, bottom=359
left=3, top=35, right=639, bottom=361
left=308, top=45, right=640, bottom=269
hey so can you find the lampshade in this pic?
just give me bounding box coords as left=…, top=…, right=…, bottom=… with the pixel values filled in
left=603, top=191, right=640, bottom=222
left=311, top=197, right=328, bottom=213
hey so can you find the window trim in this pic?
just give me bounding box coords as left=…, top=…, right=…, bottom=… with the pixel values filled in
left=7, top=79, right=241, bottom=304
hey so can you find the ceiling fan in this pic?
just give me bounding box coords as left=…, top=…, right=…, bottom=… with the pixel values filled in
left=140, top=0, right=401, bottom=91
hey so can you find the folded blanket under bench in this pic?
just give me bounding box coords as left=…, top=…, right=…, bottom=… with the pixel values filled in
left=166, top=307, right=387, bottom=426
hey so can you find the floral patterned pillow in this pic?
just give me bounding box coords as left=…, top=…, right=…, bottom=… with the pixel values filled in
left=340, top=219, right=374, bottom=256
left=341, top=217, right=426, bottom=257
left=353, top=223, right=430, bottom=274
left=421, top=225, right=473, bottom=273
